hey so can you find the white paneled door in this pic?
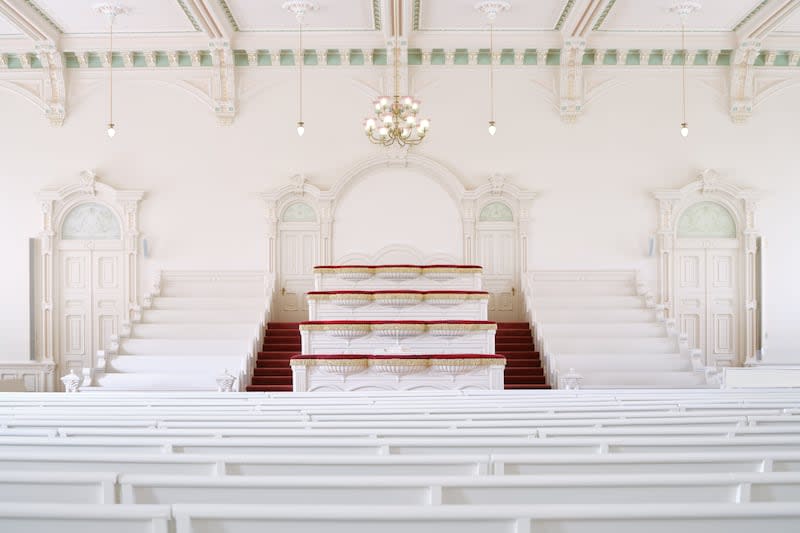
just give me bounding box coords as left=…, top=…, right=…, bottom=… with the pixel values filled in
left=58, top=247, right=124, bottom=375
left=477, top=228, right=520, bottom=322
left=676, top=241, right=739, bottom=366
left=277, top=229, right=319, bottom=322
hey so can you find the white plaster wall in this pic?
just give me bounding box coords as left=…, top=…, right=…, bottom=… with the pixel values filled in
left=332, top=167, right=462, bottom=262
left=0, top=65, right=798, bottom=363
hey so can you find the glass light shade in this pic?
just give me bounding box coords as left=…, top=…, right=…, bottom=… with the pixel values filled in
left=488, top=121, right=497, bottom=136
left=680, top=123, right=689, bottom=137
left=297, top=121, right=305, bottom=136
left=379, top=97, right=389, bottom=107
left=419, top=118, right=430, bottom=130
left=378, top=127, right=389, bottom=136
left=382, top=114, right=393, bottom=124
left=402, top=96, right=413, bottom=107
left=406, top=116, right=416, bottom=125
left=364, top=118, right=376, bottom=131
left=107, top=124, right=116, bottom=138
left=411, top=100, right=420, bottom=111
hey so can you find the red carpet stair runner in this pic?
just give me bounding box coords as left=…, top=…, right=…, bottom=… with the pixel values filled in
left=248, top=322, right=300, bottom=392
left=248, top=321, right=548, bottom=391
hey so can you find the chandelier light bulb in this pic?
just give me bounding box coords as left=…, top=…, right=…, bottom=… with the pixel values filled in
left=297, top=121, right=305, bottom=136
left=107, top=123, right=116, bottom=138
left=680, top=122, right=689, bottom=137
left=488, top=121, right=497, bottom=136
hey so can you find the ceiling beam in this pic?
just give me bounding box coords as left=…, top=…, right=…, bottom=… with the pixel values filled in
left=0, top=0, right=60, bottom=43
left=735, top=0, right=800, bottom=41
left=560, top=0, right=614, bottom=40
left=182, top=0, right=235, bottom=41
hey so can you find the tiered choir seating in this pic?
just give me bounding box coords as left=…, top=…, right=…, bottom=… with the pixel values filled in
left=1, top=390, right=800, bottom=532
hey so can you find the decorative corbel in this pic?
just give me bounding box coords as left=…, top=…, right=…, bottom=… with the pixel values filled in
left=35, top=44, right=66, bottom=127
left=559, top=38, right=586, bottom=122
left=209, top=39, right=236, bottom=125
left=730, top=40, right=761, bottom=123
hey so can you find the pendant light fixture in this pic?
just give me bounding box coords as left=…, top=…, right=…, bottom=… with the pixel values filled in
left=283, top=1, right=317, bottom=137
left=670, top=2, right=701, bottom=138
left=475, top=2, right=510, bottom=136
left=94, top=3, right=129, bottom=139
left=363, top=0, right=430, bottom=146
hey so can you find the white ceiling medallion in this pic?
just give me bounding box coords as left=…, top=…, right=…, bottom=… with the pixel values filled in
left=474, top=1, right=511, bottom=21
left=93, top=2, right=131, bottom=22
left=669, top=1, right=702, bottom=20
left=282, top=0, right=318, bottom=23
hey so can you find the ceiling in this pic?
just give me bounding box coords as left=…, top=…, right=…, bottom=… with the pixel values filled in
left=0, top=0, right=797, bottom=52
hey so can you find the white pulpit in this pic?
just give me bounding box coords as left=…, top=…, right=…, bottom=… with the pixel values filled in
left=290, top=354, right=506, bottom=392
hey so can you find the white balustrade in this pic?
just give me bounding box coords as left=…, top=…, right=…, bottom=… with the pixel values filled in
left=313, top=265, right=483, bottom=291
left=307, top=291, right=489, bottom=321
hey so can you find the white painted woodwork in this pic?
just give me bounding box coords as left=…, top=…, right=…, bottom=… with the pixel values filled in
left=724, top=367, right=800, bottom=388
left=307, top=295, right=488, bottom=321
left=291, top=357, right=505, bottom=392
left=300, top=327, right=496, bottom=355
left=524, top=271, right=705, bottom=388
left=277, top=229, right=319, bottom=322
left=654, top=172, right=762, bottom=366
left=84, top=271, right=270, bottom=392
left=676, top=242, right=740, bottom=367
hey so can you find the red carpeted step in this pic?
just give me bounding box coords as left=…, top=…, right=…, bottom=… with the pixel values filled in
left=257, top=351, right=299, bottom=358
left=496, top=321, right=549, bottom=389
left=251, top=376, right=295, bottom=386
left=267, top=322, right=300, bottom=329
left=246, top=385, right=293, bottom=392
left=254, top=368, right=292, bottom=376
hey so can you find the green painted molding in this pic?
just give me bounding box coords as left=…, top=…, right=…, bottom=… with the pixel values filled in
left=372, top=0, right=382, bottom=30
left=733, top=0, right=770, bottom=32
left=592, top=0, right=618, bottom=31
left=0, top=47, right=792, bottom=69
left=217, top=0, right=240, bottom=32
left=555, top=0, right=577, bottom=31
left=175, top=0, right=202, bottom=32
left=413, top=0, right=421, bottom=31
left=23, top=0, right=63, bottom=34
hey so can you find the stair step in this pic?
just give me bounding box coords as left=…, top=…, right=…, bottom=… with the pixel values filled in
left=246, top=385, right=294, bottom=392
left=504, top=383, right=551, bottom=390
left=268, top=323, right=300, bottom=329
left=254, top=368, right=292, bottom=376
left=251, top=376, right=295, bottom=385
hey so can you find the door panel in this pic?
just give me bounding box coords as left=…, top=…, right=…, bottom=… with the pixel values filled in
left=59, top=251, right=91, bottom=374
left=675, top=245, right=739, bottom=366
left=277, top=230, right=318, bottom=321
left=477, top=228, right=518, bottom=321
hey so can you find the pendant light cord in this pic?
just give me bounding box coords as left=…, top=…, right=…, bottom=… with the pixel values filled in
left=489, top=22, right=494, bottom=123
left=109, top=18, right=113, bottom=125
left=681, top=19, right=686, bottom=124
left=299, top=19, right=303, bottom=124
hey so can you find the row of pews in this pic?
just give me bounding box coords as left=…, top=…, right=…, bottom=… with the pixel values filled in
left=0, top=389, right=800, bottom=531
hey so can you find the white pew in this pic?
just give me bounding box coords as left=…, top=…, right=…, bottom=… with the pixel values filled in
left=0, top=453, right=489, bottom=476
left=171, top=503, right=800, bottom=533
left=492, top=452, right=800, bottom=474
left=120, top=472, right=800, bottom=505
left=4, top=435, right=800, bottom=456
left=0, top=503, right=170, bottom=533
left=0, top=472, right=117, bottom=504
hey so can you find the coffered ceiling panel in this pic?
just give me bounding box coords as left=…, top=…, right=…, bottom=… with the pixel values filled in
left=416, top=0, right=566, bottom=31
left=598, top=0, right=765, bottom=32
left=0, top=13, right=23, bottom=35
left=34, top=0, right=198, bottom=34
left=226, top=0, right=378, bottom=32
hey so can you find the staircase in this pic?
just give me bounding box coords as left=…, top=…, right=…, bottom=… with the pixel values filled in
left=249, top=321, right=549, bottom=391
left=496, top=322, right=549, bottom=389
left=247, top=322, right=299, bottom=392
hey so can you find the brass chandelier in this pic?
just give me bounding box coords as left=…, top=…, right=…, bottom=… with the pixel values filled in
left=363, top=0, right=429, bottom=146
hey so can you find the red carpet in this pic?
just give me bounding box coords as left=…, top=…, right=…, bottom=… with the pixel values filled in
left=496, top=322, right=549, bottom=389
left=246, top=322, right=299, bottom=392
left=247, top=321, right=549, bottom=391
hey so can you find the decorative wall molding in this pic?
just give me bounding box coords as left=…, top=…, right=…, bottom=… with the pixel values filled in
left=35, top=171, right=145, bottom=382
left=653, top=169, right=762, bottom=366
left=0, top=360, right=55, bottom=391
left=730, top=40, right=762, bottom=122
left=263, top=154, right=536, bottom=321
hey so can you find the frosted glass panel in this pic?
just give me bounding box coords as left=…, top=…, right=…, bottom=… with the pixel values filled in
left=677, top=202, right=736, bottom=238
left=479, top=202, right=513, bottom=222
left=61, top=203, right=121, bottom=240
left=282, top=202, right=317, bottom=222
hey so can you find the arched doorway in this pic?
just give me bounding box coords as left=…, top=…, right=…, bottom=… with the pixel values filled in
left=654, top=170, right=762, bottom=367
left=37, top=172, right=144, bottom=382
left=263, top=155, right=537, bottom=322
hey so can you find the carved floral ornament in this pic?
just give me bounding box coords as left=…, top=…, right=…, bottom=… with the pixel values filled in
left=653, top=170, right=760, bottom=234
